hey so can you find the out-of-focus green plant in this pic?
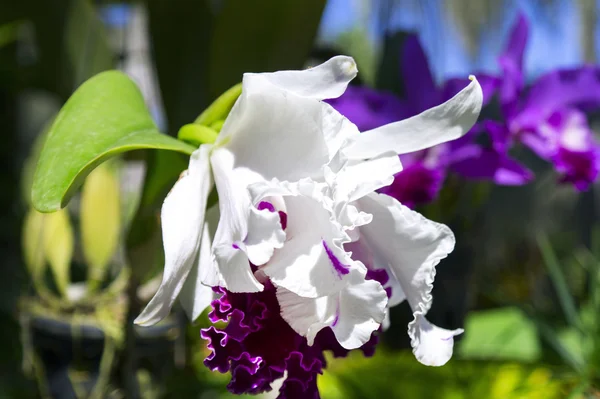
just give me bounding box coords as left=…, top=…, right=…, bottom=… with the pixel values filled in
left=318, top=350, right=567, bottom=399
left=527, top=232, right=600, bottom=395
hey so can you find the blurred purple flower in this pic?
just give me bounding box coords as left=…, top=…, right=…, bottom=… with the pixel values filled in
left=328, top=34, right=525, bottom=208
left=482, top=13, right=600, bottom=190
left=330, top=11, right=600, bottom=199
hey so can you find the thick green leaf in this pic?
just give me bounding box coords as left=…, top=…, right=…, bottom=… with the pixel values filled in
left=126, top=150, right=187, bottom=281
left=146, top=0, right=214, bottom=133
left=32, top=71, right=195, bottom=212
left=208, top=0, right=326, bottom=98
left=375, top=31, right=410, bottom=95
left=458, top=307, right=541, bottom=362
left=80, top=161, right=121, bottom=291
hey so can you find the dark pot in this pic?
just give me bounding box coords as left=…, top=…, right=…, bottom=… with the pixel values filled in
left=25, top=312, right=179, bottom=399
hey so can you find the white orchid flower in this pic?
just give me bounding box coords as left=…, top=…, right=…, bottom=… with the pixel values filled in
left=135, top=56, right=360, bottom=325
left=135, top=56, right=483, bottom=367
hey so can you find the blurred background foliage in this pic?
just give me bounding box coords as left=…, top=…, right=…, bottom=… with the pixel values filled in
left=1, top=0, right=600, bottom=397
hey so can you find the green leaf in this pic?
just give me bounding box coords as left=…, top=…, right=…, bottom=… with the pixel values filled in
left=126, top=151, right=187, bottom=281
left=146, top=0, right=213, bottom=132
left=43, top=209, right=74, bottom=297
left=375, top=31, right=410, bottom=95
left=80, top=161, right=121, bottom=291
left=537, top=233, right=583, bottom=331
left=458, top=307, right=541, bottom=362
left=527, top=312, right=585, bottom=372
left=557, top=327, right=585, bottom=367
left=208, top=0, right=326, bottom=98
left=194, top=83, right=241, bottom=126
left=32, top=71, right=195, bottom=213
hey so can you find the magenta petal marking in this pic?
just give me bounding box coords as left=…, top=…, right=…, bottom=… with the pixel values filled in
left=322, top=240, right=350, bottom=277
left=257, top=201, right=288, bottom=230
left=257, top=201, right=276, bottom=212
left=278, top=211, right=288, bottom=230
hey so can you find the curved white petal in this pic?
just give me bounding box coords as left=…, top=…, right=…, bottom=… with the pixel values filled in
left=135, top=145, right=213, bottom=326
left=276, top=287, right=336, bottom=345
left=179, top=206, right=220, bottom=321
left=356, top=192, right=457, bottom=364
left=410, top=316, right=463, bottom=366
left=217, top=70, right=359, bottom=183
left=197, top=206, right=224, bottom=287
left=247, top=56, right=357, bottom=100
left=345, top=238, right=406, bottom=308
left=213, top=243, right=263, bottom=292
left=211, top=148, right=263, bottom=292
left=330, top=153, right=402, bottom=204
left=332, top=273, right=388, bottom=349
left=179, top=261, right=214, bottom=322
left=253, top=179, right=358, bottom=298
left=277, top=270, right=387, bottom=350
left=245, top=206, right=285, bottom=266
left=345, top=76, right=483, bottom=159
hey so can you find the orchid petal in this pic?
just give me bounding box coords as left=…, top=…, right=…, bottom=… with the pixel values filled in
left=356, top=192, right=459, bottom=365
left=411, top=316, right=463, bottom=366
left=196, top=206, right=224, bottom=287
left=211, top=148, right=263, bottom=292
left=501, top=12, right=528, bottom=70
left=332, top=272, right=388, bottom=349
left=217, top=63, right=359, bottom=183
left=332, top=153, right=402, bottom=204
left=135, top=145, right=213, bottom=326
left=179, top=260, right=214, bottom=322
left=248, top=55, right=358, bottom=100
left=401, top=34, right=439, bottom=110
left=179, top=206, right=222, bottom=321
left=251, top=179, right=359, bottom=298
left=276, top=287, right=336, bottom=346
left=277, top=270, right=387, bottom=349
left=515, top=66, right=600, bottom=129
left=345, top=77, right=482, bottom=159
left=245, top=206, right=286, bottom=266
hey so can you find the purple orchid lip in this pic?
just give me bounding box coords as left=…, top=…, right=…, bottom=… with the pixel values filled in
left=322, top=240, right=350, bottom=277
left=201, top=283, right=379, bottom=397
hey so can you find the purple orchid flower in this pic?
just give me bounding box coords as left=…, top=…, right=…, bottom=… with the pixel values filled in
left=328, top=33, right=528, bottom=208
left=481, top=13, right=600, bottom=190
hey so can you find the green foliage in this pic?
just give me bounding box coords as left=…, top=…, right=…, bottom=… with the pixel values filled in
left=31, top=71, right=195, bottom=213
left=334, top=28, right=378, bottom=86
left=207, top=0, right=326, bottom=99
left=319, top=351, right=566, bottom=399
left=458, top=307, right=542, bottom=362
left=194, top=83, right=242, bottom=127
